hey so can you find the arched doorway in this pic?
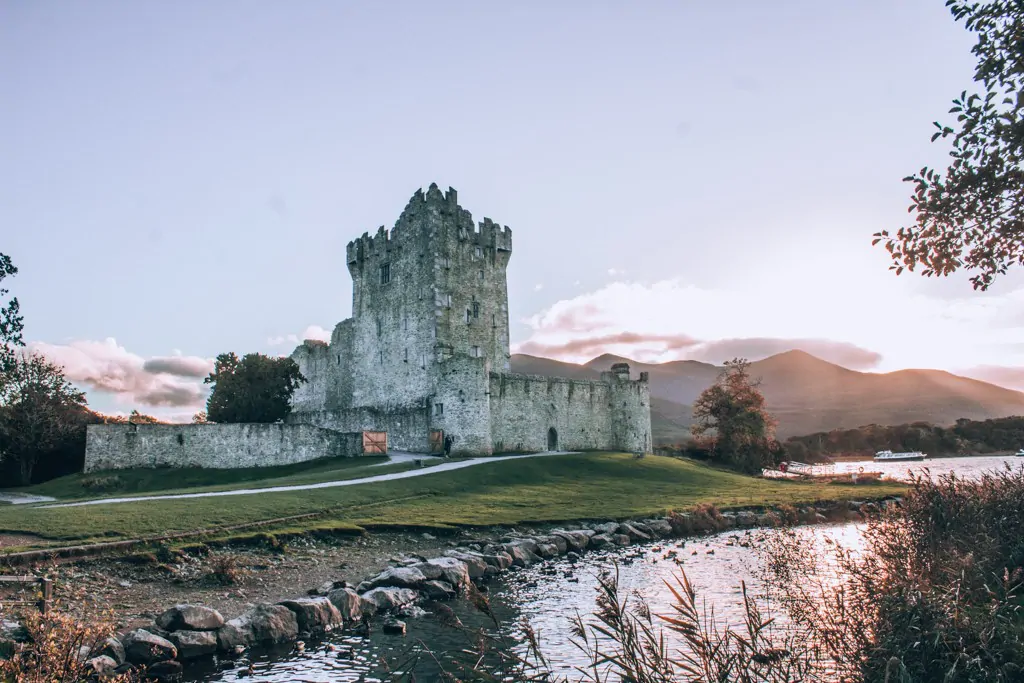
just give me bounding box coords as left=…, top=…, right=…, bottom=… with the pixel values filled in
left=547, top=427, right=558, bottom=451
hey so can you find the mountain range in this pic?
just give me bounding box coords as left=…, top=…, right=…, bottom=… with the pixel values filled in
left=509, top=351, right=1024, bottom=443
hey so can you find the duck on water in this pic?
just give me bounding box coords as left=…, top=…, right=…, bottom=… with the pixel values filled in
left=874, top=450, right=928, bottom=462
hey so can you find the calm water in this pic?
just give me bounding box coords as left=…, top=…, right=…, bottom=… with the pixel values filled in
left=187, top=455, right=1023, bottom=682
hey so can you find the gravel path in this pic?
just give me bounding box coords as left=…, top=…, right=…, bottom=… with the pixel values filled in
left=39, top=451, right=575, bottom=509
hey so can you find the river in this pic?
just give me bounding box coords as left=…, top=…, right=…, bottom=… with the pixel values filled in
left=184, top=455, right=1022, bottom=682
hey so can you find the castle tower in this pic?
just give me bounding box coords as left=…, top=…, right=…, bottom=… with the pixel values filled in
left=343, top=184, right=512, bottom=409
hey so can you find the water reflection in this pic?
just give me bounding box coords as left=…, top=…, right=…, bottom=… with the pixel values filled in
left=188, top=524, right=864, bottom=682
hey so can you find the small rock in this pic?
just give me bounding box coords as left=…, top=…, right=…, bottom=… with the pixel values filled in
left=422, top=533, right=435, bottom=540
left=122, top=629, right=177, bottom=665
left=85, top=655, right=118, bottom=676
left=360, top=587, right=419, bottom=613
left=382, top=619, right=407, bottom=635
left=398, top=605, right=428, bottom=619
left=169, top=630, right=218, bottom=659
left=146, top=659, right=184, bottom=681
left=327, top=587, right=368, bottom=622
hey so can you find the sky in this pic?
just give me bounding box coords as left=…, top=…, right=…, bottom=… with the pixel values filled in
left=2, top=0, right=1022, bottom=421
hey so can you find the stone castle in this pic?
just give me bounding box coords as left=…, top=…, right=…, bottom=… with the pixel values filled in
left=285, top=184, right=653, bottom=456
left=83, top=184, right=651, bottom=471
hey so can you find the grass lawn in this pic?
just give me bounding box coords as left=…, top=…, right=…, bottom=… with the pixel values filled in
left=0, top=453, right=906, bottom=549
left=8, top=455, right=420, bottom=501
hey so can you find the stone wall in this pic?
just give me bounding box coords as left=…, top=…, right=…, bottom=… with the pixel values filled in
left=488, top=373, right=617, bottom=453
left=288, top=405, right=432, bottom=453
left=84, top=423, right=355, bottom=472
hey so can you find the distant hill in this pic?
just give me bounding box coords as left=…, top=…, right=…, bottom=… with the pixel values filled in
left=509, top=351, right=1024, bottom=443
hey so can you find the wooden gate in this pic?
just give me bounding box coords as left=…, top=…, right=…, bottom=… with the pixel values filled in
left=362, top=431, right=388, bottom=454
left=429, top=430, right=444, bottom=454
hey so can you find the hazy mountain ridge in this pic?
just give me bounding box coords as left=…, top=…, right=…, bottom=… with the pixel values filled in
left=509, top=351, right=1024, bottom=442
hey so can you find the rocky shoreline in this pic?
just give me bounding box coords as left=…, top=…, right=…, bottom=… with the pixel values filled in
left=3, top=497, right=898, bottom=680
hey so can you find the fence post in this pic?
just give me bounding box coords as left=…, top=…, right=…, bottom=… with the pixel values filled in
left=39, top=577, right=52, bottom=615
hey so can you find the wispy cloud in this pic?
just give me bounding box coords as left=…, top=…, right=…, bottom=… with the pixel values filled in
left=29, top=338, right=213, bottom=408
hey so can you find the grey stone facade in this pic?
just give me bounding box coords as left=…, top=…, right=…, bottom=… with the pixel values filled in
left=289, top=184, right=653, bottom=456
left=84, top=423, right=355, bottom=472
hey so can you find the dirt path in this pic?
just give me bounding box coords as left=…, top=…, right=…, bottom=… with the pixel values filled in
left=40, top=451, right=575, bottom=509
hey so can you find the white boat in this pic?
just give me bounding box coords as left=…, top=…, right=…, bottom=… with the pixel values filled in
left=1015, top=449, right=1024, bottom=457
left=874, top=450, right=927, bottom=462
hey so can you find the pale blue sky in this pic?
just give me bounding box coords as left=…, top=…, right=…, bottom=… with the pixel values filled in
left=3, top=1, right=1020, bottom=417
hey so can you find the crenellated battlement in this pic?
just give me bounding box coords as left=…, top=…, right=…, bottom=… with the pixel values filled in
left=346, top=184, right=512, bottom=265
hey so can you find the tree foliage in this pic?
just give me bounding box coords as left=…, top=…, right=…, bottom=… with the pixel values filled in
left=874, top=0, right=1024, bottom=290
left=0, top=252, right=24, bottom=372
left=691, top=358, right=781, bottom=474
left=204, top=352, right=306, bottom=424
left=0, top=351, right=88, bottom=486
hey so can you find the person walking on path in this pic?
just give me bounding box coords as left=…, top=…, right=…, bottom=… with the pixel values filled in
left=443, top=434, right=454, bottom=457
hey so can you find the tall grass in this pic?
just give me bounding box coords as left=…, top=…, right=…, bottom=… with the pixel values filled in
left=763, top=465, right=1024, bottom=682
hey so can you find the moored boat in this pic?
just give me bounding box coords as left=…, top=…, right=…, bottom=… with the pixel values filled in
left=874, top=450, right=927, bottom=462
left=1016, top=449, right=1024, bottom=457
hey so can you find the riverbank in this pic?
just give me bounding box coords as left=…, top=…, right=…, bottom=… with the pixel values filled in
left=0, top=453, right=905, bottom=554
left=1, top=496, right=896, bottom=680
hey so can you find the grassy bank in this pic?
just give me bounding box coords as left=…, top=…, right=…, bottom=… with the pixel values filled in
left=0, top=453, right=905, bottom=550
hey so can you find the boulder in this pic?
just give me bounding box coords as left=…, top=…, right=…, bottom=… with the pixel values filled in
left=327, top=587, right=368, bottom=622
left=309, top=580, right=347, bottom=596
left=278, top=597, right=342, bottom=633
left=536, top=535, right=568, bottom=554
left=502, top=542, right=541, bottom=567
left=618, top=523, right=650, bottom=541
left=362, top=566, right=429, bottom=590
left=168, top=630, right=218, bottom=659
left=122, top=629, right=177, bottom=665
left=155, top=604, right=224, bottom=632
left=85, top=655, right=118, bottom=676
left=589, top=534, right=613, bottom=549
left=215, top=604, right=298, bottom=651
left=99, top=636, right=126, bottom=665
left=535, top=542, right=559, bottom=558
left=418, top=557, right=470, bottom=588
left=594, top=522, right=620, bottom=535
left=644, top=519, right=674, bottom=537
left=361, top=587, right=419, bottom=613
left=420, top=580, right=457, bottom=601
left=443, top=550, right=489, bottom=577
left=146, top=659, right=184, bottom=681
left=612, top=534, right=632, bottom=546
left=552, top=531, right=589, bottom=552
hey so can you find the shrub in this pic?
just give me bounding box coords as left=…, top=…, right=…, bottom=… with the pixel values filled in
left=207, top=554, right=243, bottom=586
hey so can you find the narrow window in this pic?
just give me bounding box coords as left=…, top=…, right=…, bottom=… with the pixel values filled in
left=471, top=345, right=481, bottom=358
left=465, top=309, right=471, bottom=324
left=444, top=294, right=452, bottom=307
left=403, top=316, right=408, bottom=331
left=337, top=354, right=341, bottom=365
left=404, top=348, right=408, bottom=363
left=478, top=269, right=484, bottom=281
left=442, top=256, right=451, bottom=268
left=380, top=349, right=384, bottom=364
left=475, top=246, right=483, bottom=258
left=379, top=263, right=391, bottom=284
left=435, top=402, right=444, bottom=416
left=376, top=320, right=382, bottom=335
left=491, top=314, right=496, bottom=328
left=472, top=301, right=480, bottom=319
